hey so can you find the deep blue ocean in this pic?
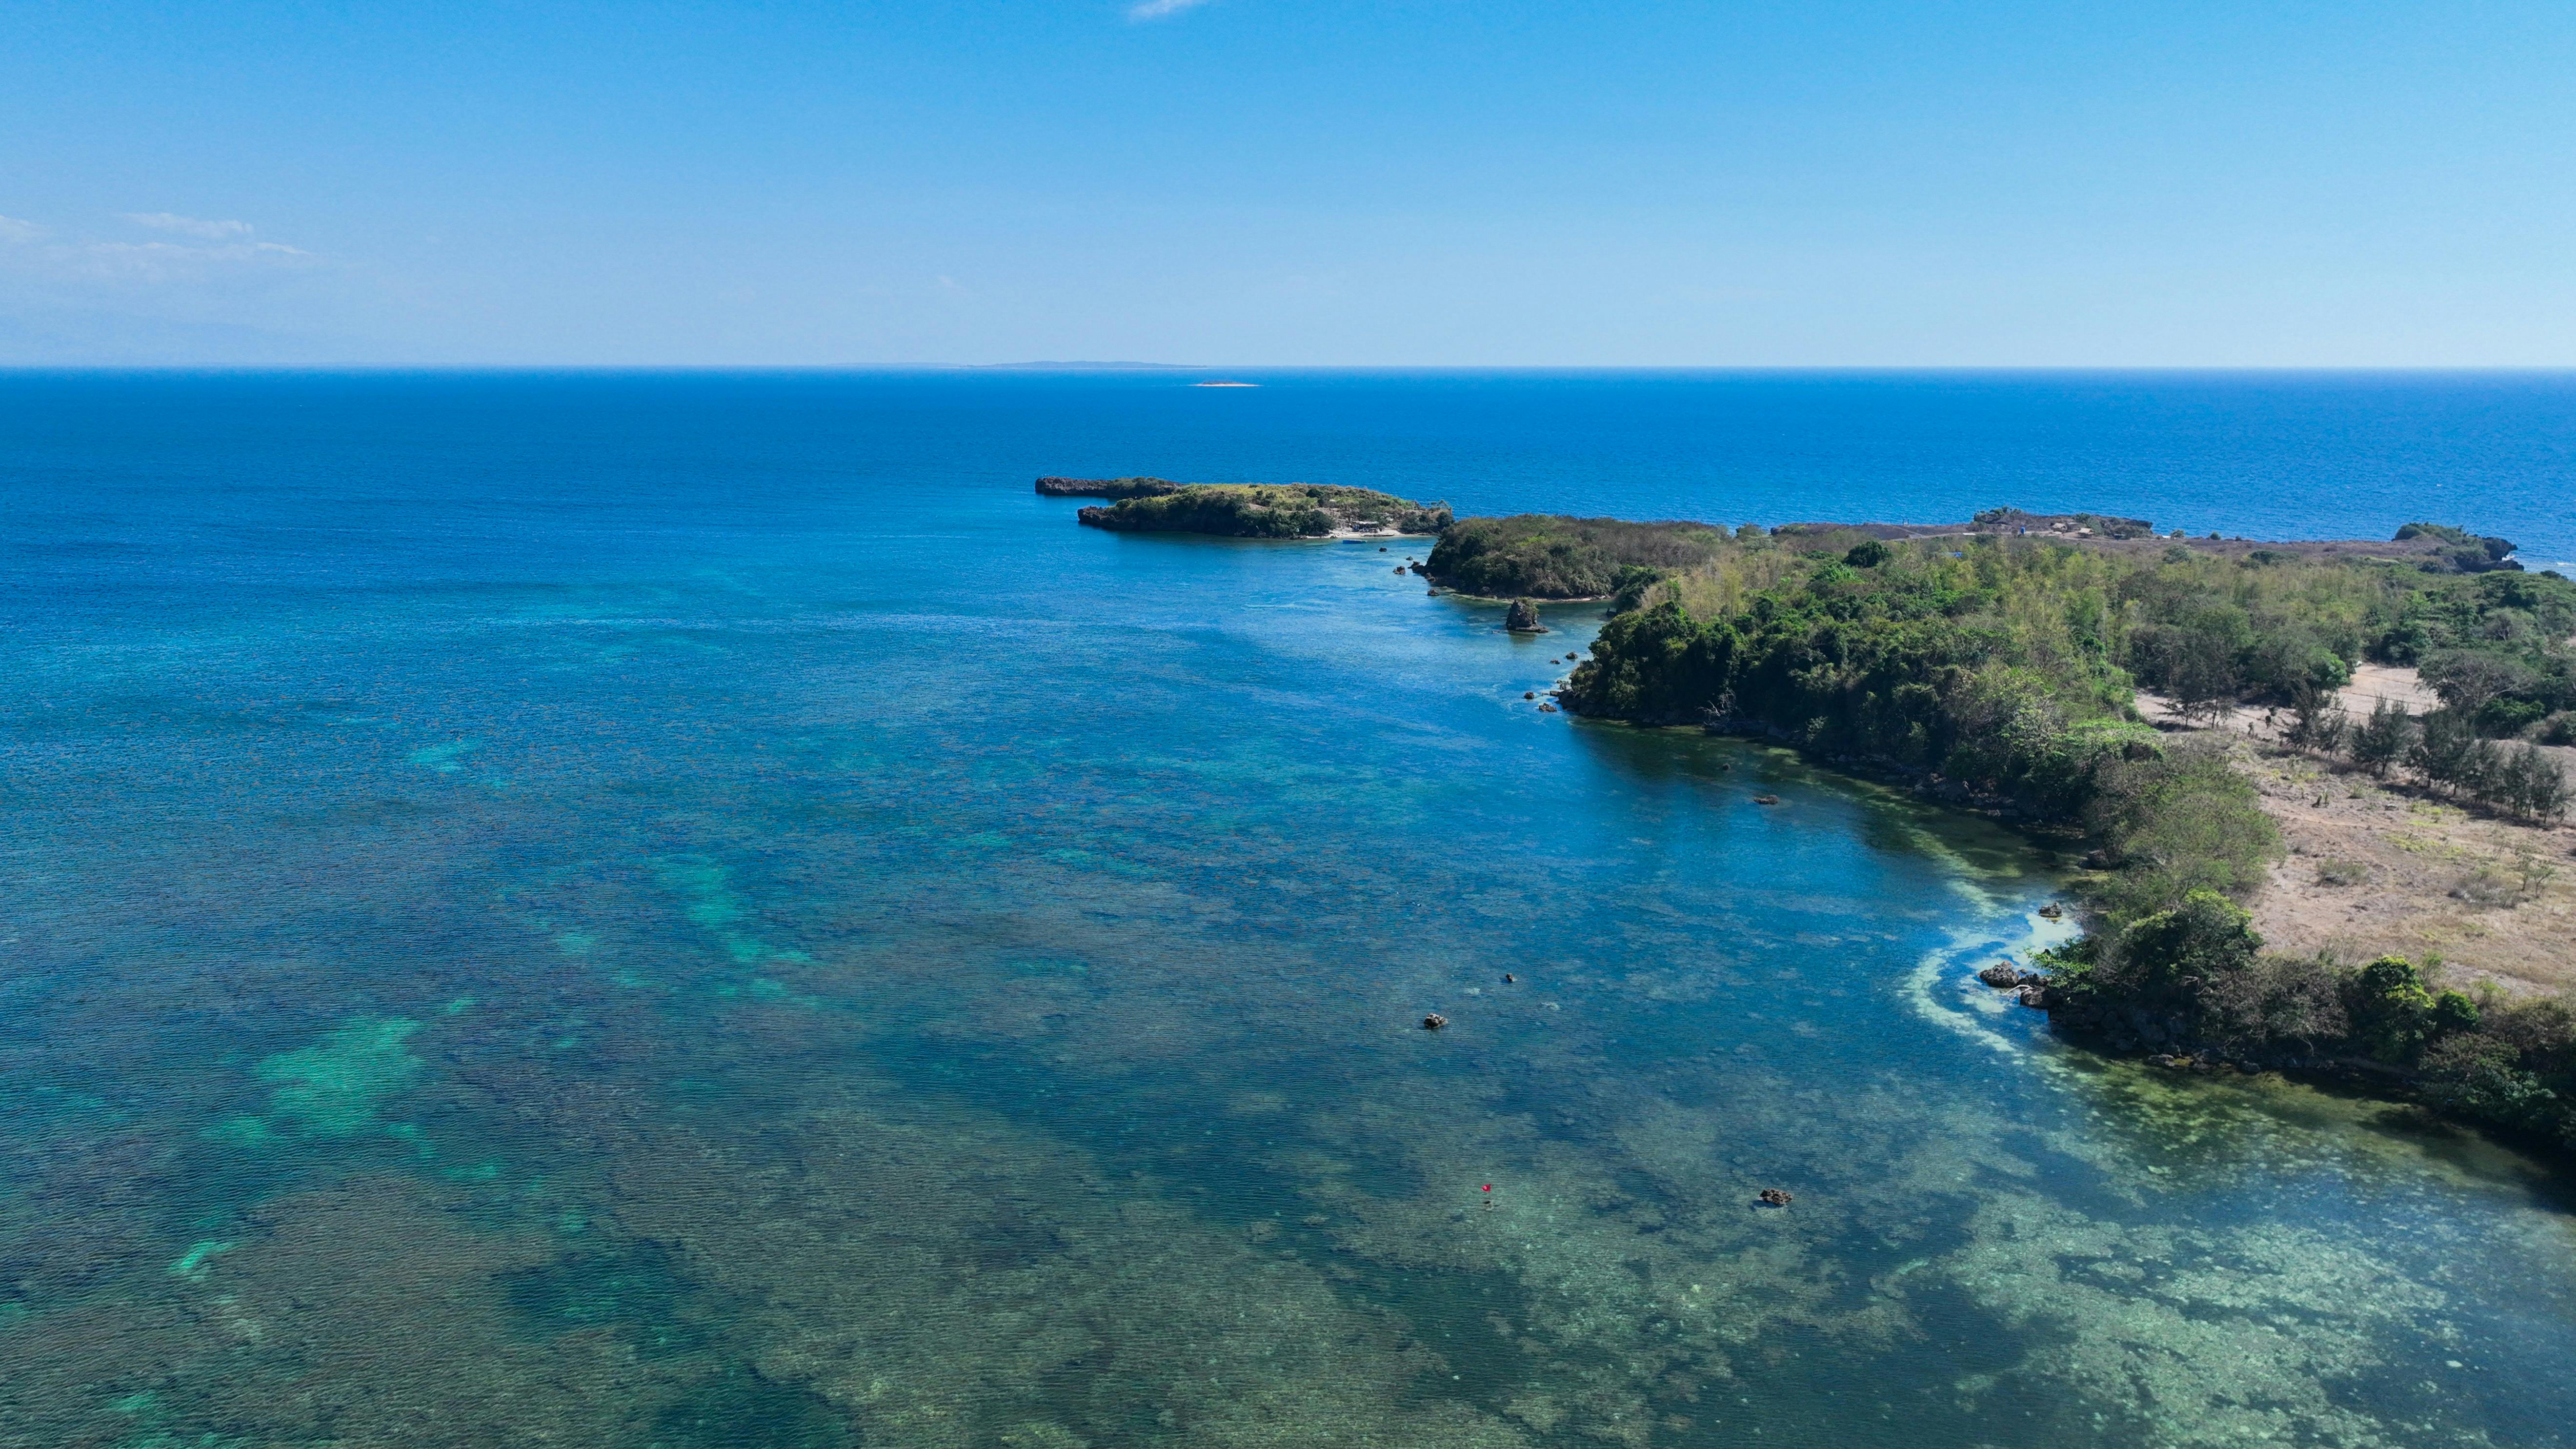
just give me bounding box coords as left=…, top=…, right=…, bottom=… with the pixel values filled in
left=6, top=370, right=2576, bottom=1449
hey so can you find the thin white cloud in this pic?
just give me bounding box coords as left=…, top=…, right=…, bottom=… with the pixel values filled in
left=73, top=239, right=312, bottom=280
left=0, top=215, right=46, bottom=242
left=121, top=212, right=255, bottom=241
left=1127, top=0, right=1212, bottom=20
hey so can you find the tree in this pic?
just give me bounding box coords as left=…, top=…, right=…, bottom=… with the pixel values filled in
left=2486, top=744, right=2572, bottom=822
left=2108, top=888, right=2261, bottom=1005
left=2410, top=709, right=2491, bottom=794
left=2343, top=956, right=2435, bottom=1064
left=2349, top=698, right=2414, bottom=777
left=2281, top=684, right=2349, bottom=754
left=2420, top=651, right=2529, bottom=717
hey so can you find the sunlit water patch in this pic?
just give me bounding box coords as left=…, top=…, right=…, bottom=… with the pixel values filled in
left=5, top=374, right=2574, bottom=1448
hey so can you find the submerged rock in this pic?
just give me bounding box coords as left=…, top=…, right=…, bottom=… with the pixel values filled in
left=1505, top=598, right=1548, bottom=633
left=1752, top=794, right=1781, bottom=805
left=1757, top=1188, right=1794, bottom=1208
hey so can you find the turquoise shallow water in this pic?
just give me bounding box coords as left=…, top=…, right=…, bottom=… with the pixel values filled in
left=6, top=372, right=2576, bottom=1448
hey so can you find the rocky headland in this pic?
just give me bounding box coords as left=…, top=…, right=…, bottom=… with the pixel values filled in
left=1034, top=476, right=1187, bottom=500
left=1066, top=482, right=1452, bottom=539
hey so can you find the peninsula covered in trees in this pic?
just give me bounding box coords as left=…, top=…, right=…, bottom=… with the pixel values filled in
left=1549, top=512, right=2575, bottom=1156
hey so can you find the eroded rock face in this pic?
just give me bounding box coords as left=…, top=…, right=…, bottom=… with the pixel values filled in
left=1505, top=598, right=1547, bottom=633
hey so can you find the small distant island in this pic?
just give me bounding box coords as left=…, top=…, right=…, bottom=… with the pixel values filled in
left=1039, top=477, right=1451, bottom=538
left=1043, top=476, right=2576, bottom=1161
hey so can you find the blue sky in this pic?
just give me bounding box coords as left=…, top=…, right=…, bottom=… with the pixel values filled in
left=2, top=0, right=2571, bottom=365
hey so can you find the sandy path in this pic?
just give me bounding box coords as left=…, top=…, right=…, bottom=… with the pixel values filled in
left=2337, top=662, right=2441, bottom=716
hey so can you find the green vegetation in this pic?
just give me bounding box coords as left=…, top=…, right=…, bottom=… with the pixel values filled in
left=1423, top=514, right=1729, bottom=598
left=1567, top=528, right=2575, bottom=813
left=1561, top=522, right=2576, bottom=1155
left=2081, top=742, right=2280, bottom=917
left=1076, top=483, right=1450, bottom=538
left=2394, top=521, right=2523, bottom=574
left=1566, top=531, right=2160, bottom=817
left=2043, top=925, right=2576, bottom=1154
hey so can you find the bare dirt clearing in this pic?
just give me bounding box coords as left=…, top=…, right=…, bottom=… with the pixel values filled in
left=2141, top=672, right=2576, bottom=996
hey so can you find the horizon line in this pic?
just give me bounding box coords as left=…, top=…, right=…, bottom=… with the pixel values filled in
left=5, top=362, right=2576, bottom=376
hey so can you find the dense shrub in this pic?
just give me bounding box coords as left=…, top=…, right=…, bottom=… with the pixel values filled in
left=2099, top=888, right=2263, bottom=1004
left=1567, top=535, right=2149, bottom=815
left=2197, top=953, right=2348, bottom=1054
left=2419, top=1034, right=2559, bottom=1134
left=2082, top=742, right=2280, bottom=916
left=1425, top=515, right=1729, bottom=598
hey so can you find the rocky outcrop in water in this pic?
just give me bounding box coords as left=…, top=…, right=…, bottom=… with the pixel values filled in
left=1505, top=598, right=1546, bottom=633
left=1076, top=484, right=1452, bottom=539
left=1035, top=476, right=1186, bottom=500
